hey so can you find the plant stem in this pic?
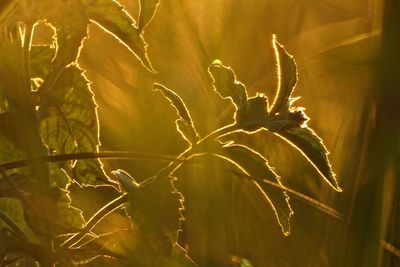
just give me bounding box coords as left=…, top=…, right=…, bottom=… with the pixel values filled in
left=22, top=22, right=33, bottom=93
left=0, top=151, right=184, bottom=170
left=61, top=193, right=128, bottom=248
left=17, top=21, right=51, bottom=190
left=155, top=123, right=239, bottom=179
left=60, top=123, right=239, bottom=249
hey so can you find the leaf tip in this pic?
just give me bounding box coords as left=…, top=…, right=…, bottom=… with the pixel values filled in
left=211, top=59, right=223, bottom=66
left=329, top=178, right=343, bottom=192
left=152, top=82, right=164, bottom=91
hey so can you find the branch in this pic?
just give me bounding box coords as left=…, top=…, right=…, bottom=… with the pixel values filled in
left=60, top=193, right=129, bottom=248
left=0, top=151, right=184, bottom=170
left=382, top=240, right=400, bottom=258
left=155, top=123, right=240, bottom=179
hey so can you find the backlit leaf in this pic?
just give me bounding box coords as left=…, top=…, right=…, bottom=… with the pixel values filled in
left=56, top=187, right=86, bottom=232
left=170, top=244, right=197, bottom=267
left=39, top=65, right=109, bottom=185
left=235, top=94, right=269, bottom=132
left=0, top=174, right=84, bottom=237
left=216, top=143, right=293, bottom=235
left=154, top=83, right=200, bottom=145
left=275, top=127, right=342, bottom=191
left=113, top=170, right=184, bottom=255
left=208, top=60, right=248, bottom=108
left=138, top=0, right=160, bottom=31
left=30, top=45, right=55, bottom=80
left=51, top=7, right=88, bottom=71
left=49, top=164, right=71, bottom=189
left=23, top=187, right=86, bottom=237
left=39, top=0, right=89, bottom=92
left=269, top=35, right=298, bottom=114
left=83, top=0, right=154, bottom=71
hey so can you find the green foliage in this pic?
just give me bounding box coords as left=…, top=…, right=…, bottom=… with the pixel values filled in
left=215, top=143, right=293, bottom=235
left=275, top=127, right=341, bottom=191
left=138, top=0, right=160, bottom=31
left=0, top=0, right=340, bottom=266
left=208, top=37, right=341, bottom=192
left=154, top=83, right=200, bottom=145
left=82, top=0, right=154, bottom=71
left=39, top=64, right=107, bottom=185
left=269, top=35, right=298, bottom=115
left=208, top=59, right=248, bottom=108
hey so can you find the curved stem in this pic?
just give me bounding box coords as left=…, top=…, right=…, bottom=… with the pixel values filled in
left=60, top=124, right=239, bottom=249
left=155, top=123, right=240, bottom=179
left=61, top=193, right=128, bottom=248
left=0, top=151, right=184, bottom=170
left=199, top=123, right=239, bottom=142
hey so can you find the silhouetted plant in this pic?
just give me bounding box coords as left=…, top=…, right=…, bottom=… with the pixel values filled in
left=0, top=0, right=340, bottom=266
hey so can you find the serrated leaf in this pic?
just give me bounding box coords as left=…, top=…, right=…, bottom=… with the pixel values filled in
left=235, top=94, right=269, bottom=132
left=138, top=0, right=160, bottom=31
left=30, top=45, right=55, bottom=80
left=57, top=187, right=86, bottom=232
left=275, top=127, right=342, bottom=191
left=23, top=187, right=86, bottom=237
left=269, top=35, right=298, bottom=114
left=83, top=0, right=154, bottom=71
left=113, top=170, right=184, bottom=253
left=208, top=60, right=248, bottom=108
left=49, top=164, right=71, bottom=189
left=39, top=65, right=108, bottom=185
left=216, top=143, right=293, bottom=235
left=40, top=0, right=89, bottom=92
left=154, top=83, right=199, bottom=145
left=0, top=174, right=84, bottom=236
left=170, top=244, right=197, bottom=267
left=52, top=0, right=88, bottom=68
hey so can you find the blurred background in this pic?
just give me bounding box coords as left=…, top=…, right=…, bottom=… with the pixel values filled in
left=66, top=0, right=398, bottom=266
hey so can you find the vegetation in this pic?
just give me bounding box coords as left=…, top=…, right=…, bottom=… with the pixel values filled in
left=0, top=0, right=398, bottom=266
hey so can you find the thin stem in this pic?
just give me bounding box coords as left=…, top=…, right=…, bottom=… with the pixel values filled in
left=61, top=193, right=128, bottom=249
left=382, top=240, right=400, bottom=258
left=0, top=151, right=184, bottom=170
left=22, top=22, right=33, bottom=93
left=17, top=21, right=51, bottom=190
left=200, top=123, right=239, bottom=142
left=231, top=170, right=343, bottom=220
left=155, top=123, right=240, bottom=179
left=59, top=124, right=240, bottom=249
